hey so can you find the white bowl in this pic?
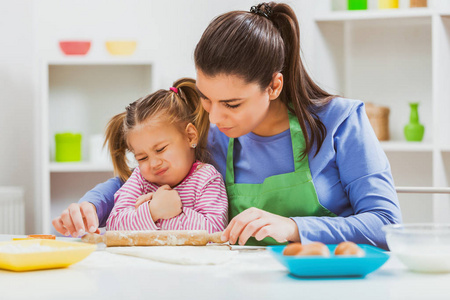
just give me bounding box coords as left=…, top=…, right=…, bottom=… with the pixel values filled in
left=383, top=224, right=450, bottom=273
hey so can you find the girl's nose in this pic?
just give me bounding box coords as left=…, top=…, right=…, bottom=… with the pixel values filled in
left=150, top=156, right=162, bottom=169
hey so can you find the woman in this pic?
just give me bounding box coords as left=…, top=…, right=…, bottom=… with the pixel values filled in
left=53, top=2, right=401, bottom=249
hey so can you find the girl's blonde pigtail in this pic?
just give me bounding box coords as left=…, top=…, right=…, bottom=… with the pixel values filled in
left=104, top=112, right=132, bottom=182
left=174, top=78, right=211, bottom=163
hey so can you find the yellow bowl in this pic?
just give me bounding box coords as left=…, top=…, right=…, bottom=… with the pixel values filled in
left=105, top=40, right=137, bottom=56
left=0, top=239, right=96, bottom=272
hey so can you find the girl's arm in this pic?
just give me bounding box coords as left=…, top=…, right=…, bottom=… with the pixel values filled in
left=78, top=177, right=123, bottom=227
left=159, top=171, right=228, bottom=234
left=106, top=168, right=159, bottom=231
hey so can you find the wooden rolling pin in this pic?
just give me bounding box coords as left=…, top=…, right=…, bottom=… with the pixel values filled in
left=82, top=230, right=224, bottom=247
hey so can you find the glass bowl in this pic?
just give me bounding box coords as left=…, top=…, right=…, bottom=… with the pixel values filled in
left=105, top=41, right=137, bottom=56
left=383, top=224, right=450, bottom=273
left=59, top=41, right=91, bottom=55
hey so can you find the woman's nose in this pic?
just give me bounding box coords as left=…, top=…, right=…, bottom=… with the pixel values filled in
left=208, top=104, right=223, bottom=125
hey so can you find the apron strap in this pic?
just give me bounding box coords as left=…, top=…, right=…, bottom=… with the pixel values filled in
left=288, top=109, right=307, bottom=171
left=226, top=137, right=235, bottom=186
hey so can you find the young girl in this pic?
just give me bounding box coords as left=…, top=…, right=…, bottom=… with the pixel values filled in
left=53, top=2, right=401, bottom=249
left=103, top=78, right=227, bottom=233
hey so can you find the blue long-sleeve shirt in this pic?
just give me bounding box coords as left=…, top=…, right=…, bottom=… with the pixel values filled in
left=80, top=98, right=402, bottom=249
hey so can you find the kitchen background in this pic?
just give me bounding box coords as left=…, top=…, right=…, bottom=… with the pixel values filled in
left=1, top=0, right=449, bottom=235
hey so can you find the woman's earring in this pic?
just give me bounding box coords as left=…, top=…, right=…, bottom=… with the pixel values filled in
left=191, top=144, right=197, bottom=149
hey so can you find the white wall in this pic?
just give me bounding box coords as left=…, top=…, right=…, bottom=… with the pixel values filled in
left=0, top=0, right=316, bottom=233
left=0, top=1, right=35, bottom=233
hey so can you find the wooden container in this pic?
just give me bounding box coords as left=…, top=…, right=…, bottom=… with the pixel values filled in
left=365, top=103, right=390, bottom=141
left=410, top=0, right=427, bottom=7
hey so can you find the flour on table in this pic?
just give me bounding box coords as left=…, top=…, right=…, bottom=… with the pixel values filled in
left=106, top=245, right=237, bottom=265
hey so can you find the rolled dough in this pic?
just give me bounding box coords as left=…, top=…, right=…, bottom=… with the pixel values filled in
left=105, top=245, right=238, bottom=265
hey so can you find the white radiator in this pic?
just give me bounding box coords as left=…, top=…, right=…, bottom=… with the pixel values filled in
left=0, top=187, right=25, bottom=234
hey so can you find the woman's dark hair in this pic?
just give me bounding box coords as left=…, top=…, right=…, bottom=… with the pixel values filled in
left=194, top=2, right=335, bottom=158
left=105, top=78, right=209, bottom=182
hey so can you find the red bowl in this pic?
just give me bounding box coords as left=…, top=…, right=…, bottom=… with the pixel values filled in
left=59, top=41, right=91, bottom=55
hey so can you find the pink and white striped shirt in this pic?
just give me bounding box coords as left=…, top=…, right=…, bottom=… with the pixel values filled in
left=106, top=161, right=228, bottom=233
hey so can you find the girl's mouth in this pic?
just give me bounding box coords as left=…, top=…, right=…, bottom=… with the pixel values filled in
left=155, top=168, right=168, bottom=176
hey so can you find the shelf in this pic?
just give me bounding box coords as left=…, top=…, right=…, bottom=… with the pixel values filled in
left=49, top=162, right=114, bottom=173
left=46, top=57, right=154, bottom=66
left=380, top=141, right=434, bottom=152
left=315, top=8, right=434, bottom=22
left=396, top=186, right=450, bottom=194
left=441, top=146, right=450, bottom=152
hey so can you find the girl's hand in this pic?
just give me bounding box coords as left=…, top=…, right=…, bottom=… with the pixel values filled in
left=148, top=185, right=183, bottom=222
left=135, top=192, right=154, bottom=209
left=221, top=207, right=300, bottom=245
left=52, top=202, right=100, bottom=237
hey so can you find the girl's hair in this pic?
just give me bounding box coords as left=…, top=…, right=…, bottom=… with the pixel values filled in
left=194, top=2, right=335, bottom=158
left=105, top=78, right=209, bottom=182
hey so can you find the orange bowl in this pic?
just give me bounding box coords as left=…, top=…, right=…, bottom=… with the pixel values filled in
left=59, top=41, right=91, bottom=55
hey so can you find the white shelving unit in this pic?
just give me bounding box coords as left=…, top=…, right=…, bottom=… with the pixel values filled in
left=312, top=5, right=450, bottom=223
left=37, top=58, right=156, bottom=234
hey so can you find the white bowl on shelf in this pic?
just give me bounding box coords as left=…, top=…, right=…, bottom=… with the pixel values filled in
left=383, top=224, right=450, bottom=273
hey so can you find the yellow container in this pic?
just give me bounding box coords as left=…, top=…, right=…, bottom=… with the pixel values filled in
left=105, top=40, right=137, bottom=56
left=0, top=239, right=96, bottom=271
left=379, top=0, right=399, bottom=8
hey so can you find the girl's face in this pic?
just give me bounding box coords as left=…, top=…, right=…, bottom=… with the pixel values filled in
left=128, top=120, right=197, bottom=187
left=196, top=71, right=273, bottom=138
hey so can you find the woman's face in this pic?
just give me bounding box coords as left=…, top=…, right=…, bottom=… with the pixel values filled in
left=196, top=70, right=272, bottom=138
left=128, top=120, right=197, bottom=187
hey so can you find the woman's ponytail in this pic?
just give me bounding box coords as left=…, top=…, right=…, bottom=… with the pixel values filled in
left=270, top=3, right=332, bottom=158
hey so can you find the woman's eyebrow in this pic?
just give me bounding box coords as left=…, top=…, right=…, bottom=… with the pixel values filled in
left=195, top=86, right=209, bottom=99
left=195, top=86, right=242, bottom=103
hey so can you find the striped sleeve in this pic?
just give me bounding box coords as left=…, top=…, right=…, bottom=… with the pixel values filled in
left=106, top=167, right=159, bottom=231
left=159, top=169, right=228, bottom=234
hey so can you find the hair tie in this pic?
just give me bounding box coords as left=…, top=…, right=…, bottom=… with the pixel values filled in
left=169, top=87, right=178, bottom=94
left=250, top=3, right=273, bottom=19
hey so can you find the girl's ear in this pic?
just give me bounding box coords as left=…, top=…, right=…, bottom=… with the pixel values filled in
left=185, top=123, right=199, bottom=147
left=268, top=72, right=283, bottom=101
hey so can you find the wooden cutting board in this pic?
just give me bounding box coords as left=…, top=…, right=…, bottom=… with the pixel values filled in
left=82, top=230, right=224, bottom=247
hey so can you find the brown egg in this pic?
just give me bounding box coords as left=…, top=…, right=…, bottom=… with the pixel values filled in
left=334, top=241, right=365, bottom=256
left=298, top=242, right=330, bottom=257
left=283, top=242, right=303, bottom=256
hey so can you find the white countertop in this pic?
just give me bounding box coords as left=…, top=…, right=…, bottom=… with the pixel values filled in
left=1, top=235, right=450, bottom=300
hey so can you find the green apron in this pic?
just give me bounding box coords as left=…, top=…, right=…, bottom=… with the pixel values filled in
left=226, top=109, right=337, bottom=246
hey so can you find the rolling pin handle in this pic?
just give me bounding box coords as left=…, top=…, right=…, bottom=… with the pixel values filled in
left=81, top=233, right=105, bottom=244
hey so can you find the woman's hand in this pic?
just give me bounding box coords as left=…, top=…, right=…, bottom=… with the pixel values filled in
left=221, top=207, right=300, bottom=245
left=52, top=202, right=100, bottom=237
left=147, top=185, right=183, bottom=222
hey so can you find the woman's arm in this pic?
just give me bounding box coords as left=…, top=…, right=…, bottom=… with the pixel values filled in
left=79, top=177, right=123, bottom=227
left=106, top=168, right=159, bottom=231
left=52, top=176, right=123, bottom=236
left=293, top=103, right=401, bottom=250
left=222, top=102, right=402, bottom=249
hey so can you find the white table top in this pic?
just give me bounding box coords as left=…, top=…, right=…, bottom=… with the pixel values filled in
left=1, top=235, right=450, bottom=300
